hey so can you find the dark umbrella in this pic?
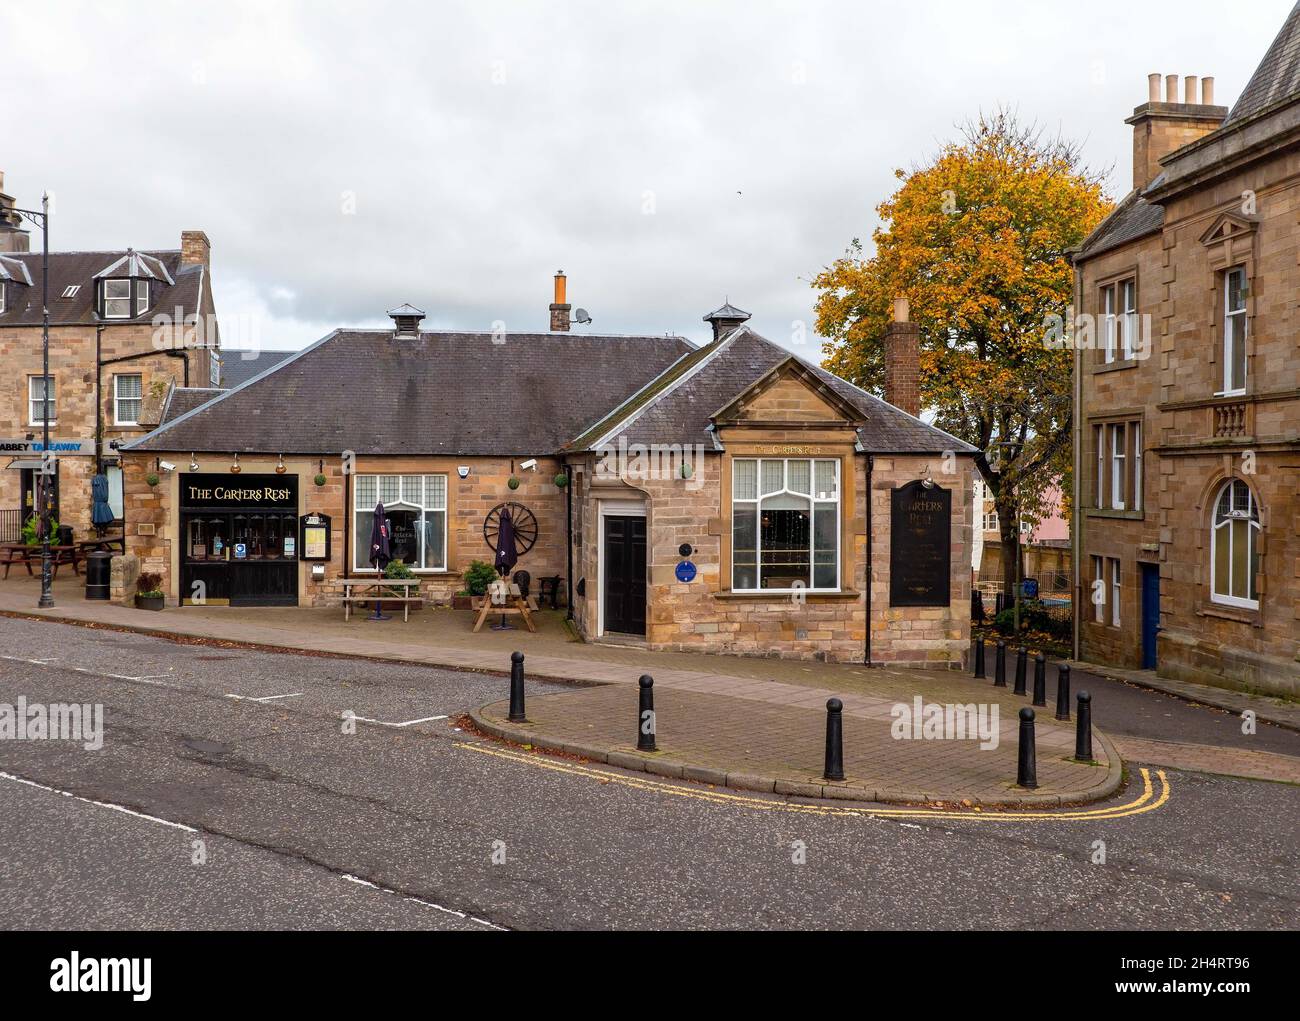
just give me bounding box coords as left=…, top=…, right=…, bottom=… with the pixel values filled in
left=90, top=474, right=114, bottom=536
left=491, top=506, right=519, bottom=630
left=367, top=502, right=391, bottom=621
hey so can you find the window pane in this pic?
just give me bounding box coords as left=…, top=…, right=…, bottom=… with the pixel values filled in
left=1228, top=315, right=1246, bottom=391
left=733, top=460, right=757, bottom=501
left=426, top=474, right=446, bottom=510
left=1231, top=479, right=1250, bottom=515
left=787, top=460, right=810, bottom=495
left=387, top=508, right=420, bottom=566
left=402, top=476, right=422, bottom=505
left=355, top=475, right=376, bottom=508
left=423, top=510, right=446, bottom=569
left=1213, top=522, right=1230, bottom=597
left=104, top=280, right=130, bottom=298
left=813, top=504, right=837, bottom=588
left=732, top=505, right=757, bottom=589
left=1248, top=526, right=1258, bottom=601
left=355, top=510, right=374, bottom=568
left=814, top=460, right=837, bottom=500
left=760, top=499, right=810, bottom=589
left=1230, top=519, right=1249, bottom=598
left=378, top=475, right=400, bottom=505
left=117, top=375, right=143, bottom=399
left=1227, top=270, right=1245, bottom=313
left=760, top=460, right=783, bottom=495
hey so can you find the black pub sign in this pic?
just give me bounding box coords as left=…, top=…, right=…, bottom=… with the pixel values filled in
left=889, top=480, right=951, bottom=607
left=180, top=473, right=297, bottom=510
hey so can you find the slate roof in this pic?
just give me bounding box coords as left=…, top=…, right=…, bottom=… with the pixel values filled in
left=0, top=250, right=203, bottom=327
left=160, top=387, right=223, bottom=426
left=567, top=326, right=979, bottom=455
left=1074, top=190, right=1165, bottom=262
left=1226, top=2, right=1300, bottom=125
left=126, top=329, right=695, bottom=455
left=218, top=349, right=295, bottom=389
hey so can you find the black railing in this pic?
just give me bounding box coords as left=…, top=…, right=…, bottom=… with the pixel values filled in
left=0, top=509, right=22, bottom=544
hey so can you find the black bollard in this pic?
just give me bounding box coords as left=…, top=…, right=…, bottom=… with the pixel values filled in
left=823, top=698, right=845, bottom=781
left=1055, top=664, right=1071, bottom=721
left=1075, top=691, right=1093, bottom=761
left=1014, top=646, right=1028, bottom=696
left=1017, top=707, right=1038, bottom=788
left=1032, top=653, right=1047, bottom=707
left=637, top=674, right=657, bottom=752
left=973, top=638, right=986, bottom=679
left=508, top=651, right=527, bottom=722
left=994, top=640, right=1007, bottom=687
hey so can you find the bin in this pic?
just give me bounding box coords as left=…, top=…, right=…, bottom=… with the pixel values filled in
left=84, top=551, right=111, bottom=601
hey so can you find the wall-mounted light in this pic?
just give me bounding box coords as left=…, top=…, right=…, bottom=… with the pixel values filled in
left=189, top=453, right=199, bottom=472
left=230, top=453, right=241, bottom=474
left=275, top=454, right=286, bottom=475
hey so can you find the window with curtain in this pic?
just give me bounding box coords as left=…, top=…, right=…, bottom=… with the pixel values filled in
left=1211, top=479, right=1260, bottom=609
left=354, top=474, right=447, bottom=571
left=732, top=457, right=839, bottom=591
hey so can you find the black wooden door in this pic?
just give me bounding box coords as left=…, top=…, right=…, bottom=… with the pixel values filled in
left=603, top=515, right=646, bottom=635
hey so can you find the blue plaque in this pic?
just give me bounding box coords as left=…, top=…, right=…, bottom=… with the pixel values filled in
left=675, top=560, right=697, bottom=583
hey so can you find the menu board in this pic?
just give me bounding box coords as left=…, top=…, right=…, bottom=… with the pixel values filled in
left=300, top=513, right=331, bottom=561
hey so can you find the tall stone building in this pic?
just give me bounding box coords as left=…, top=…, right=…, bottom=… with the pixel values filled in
left=0, top=171, right=220, bottom=542
left=1072, top=9, right=1300, bottom=696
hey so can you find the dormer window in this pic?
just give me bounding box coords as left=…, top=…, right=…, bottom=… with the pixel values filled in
left=103, top=279, right=132, bottom=318
left=137, top=279, right=149, bottom=314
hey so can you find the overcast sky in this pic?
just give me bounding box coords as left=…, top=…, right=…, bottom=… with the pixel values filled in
left=1, top=1, right=1289, bottom=354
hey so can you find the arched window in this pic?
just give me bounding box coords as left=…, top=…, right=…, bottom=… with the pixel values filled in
left=1211, top=480, right=1260, bottom=609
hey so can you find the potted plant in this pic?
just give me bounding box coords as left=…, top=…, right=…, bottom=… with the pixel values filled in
left=507, top=476, right=521, bottom=490
left=21, top=513, right=58, bottom=547
left=455, top=559, right=497, bottom=609
left=554, top=472, right=568, bottom=489
left=135, top=572, right=165, bottom=611
left=145, top=472, right=160, bottom=487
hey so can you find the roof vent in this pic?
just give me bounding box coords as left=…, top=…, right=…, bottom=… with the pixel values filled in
left=387, top=303, right=425, bottom=339
left=703, top=300, right=750, bottom=342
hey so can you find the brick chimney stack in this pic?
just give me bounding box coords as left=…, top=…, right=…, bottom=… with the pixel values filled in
left=1126, top=74, right=1226, bottom=191
left=180, top=229, right=211, bottom=267
left=549, top=270, right=571, bottom=332
left=0, top=171, right=31, bottom=253
left=883, top=296, right=920, bottom=418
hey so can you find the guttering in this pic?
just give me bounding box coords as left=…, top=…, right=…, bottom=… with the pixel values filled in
left=864, top=453, right=874, bottom=667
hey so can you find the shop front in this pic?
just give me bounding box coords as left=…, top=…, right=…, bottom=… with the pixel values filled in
left=180, top=473, right=299, bottom=606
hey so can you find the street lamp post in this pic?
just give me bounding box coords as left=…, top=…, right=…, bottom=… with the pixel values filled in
left=12, top=195, right=54, bottom=608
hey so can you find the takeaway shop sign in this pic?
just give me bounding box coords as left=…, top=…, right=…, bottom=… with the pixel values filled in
left=181, top=473, right=297, bottom=510
left=0, top=438, right=95, bottom=455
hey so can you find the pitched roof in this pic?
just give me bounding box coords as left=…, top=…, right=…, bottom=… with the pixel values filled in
left=1075, top=190, right=1165, bottom=262
left=160, top=387, right=223, bottom=426
left=0, top=250, right=203, bottom=326
left=218, top=349, right=295, bottom=389
left=567, top=326, right=979, bottom=455
left=93, top=249, right=174, bottom=284
left=126, top=329, right=694, bottom=455
left=1226, top=1, right=1300, bottom=125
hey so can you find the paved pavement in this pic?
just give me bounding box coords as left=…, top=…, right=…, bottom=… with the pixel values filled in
left=0, top=618, right=1297, bottom=930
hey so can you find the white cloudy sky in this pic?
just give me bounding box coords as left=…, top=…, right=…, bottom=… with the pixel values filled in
left=1, top=1, right=1289, bottom=353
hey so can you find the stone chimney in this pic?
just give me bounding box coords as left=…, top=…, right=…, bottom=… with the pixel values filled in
left=180, top=229, right=211, bottom=267
left=702, top=300, right=751, bottom=342
left=883, top=296, right=920, bottom=418
left=1125, top=74, right=1226, bottom=191
left=549, top=271, right=571, bottom=332
left=0, top=172, right=31, bottom=253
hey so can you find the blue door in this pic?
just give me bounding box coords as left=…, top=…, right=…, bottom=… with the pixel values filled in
left=1140, top=563, right=1160, bottom=669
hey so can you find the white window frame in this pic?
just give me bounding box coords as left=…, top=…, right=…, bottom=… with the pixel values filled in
left=1110, top=557, right=1121, bottom=627
left=731, top=457, right=841, bottom=593
left=1094, top=424, right=1104, bottom=509
left=28, top=375, right=55, bottom=426
left=102, top=278, right=131, bottom=319
left=1092, top=555, right=1105, bottom=623
left=352, top=474, right=448, bottom=573
left=61, top=284, right=80, bottom=299
left=114, top=373, right=143, bottom=426
left=1210, top=479, right=1261, bottom=610
left=1109, top=423, right=1126, bottom=510
left=136, top=279, right=149, bottom=314
left=1132, top=421, right=1142, bottom=512
left=1221, top=267, right=1248, bottom=396
left=1119, top=279, right=1136, bottom=359
left=0, top=282, right=6, bottom=314
left=1101, top=283, right=1117, bottom=363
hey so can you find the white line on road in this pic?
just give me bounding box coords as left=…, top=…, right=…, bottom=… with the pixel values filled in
left=225, top=692, right=304, bottom=703
left=350, top=714, right=449, bottom=728
left=340, top=873, right=504, bottom=930
left=0, top=769, right=197, bottom=833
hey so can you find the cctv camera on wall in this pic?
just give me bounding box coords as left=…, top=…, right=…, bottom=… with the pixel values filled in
left=520, top=459, right=538, bottom=471
left=158, top=460, right=177, bottom=473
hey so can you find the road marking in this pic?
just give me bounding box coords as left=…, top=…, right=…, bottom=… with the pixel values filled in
left=456, top=742, right=1170, bottom=822
left=0, top=769, right=197, bottom=833
left=351, top=714, right=449, bottom=728
left=0, top=654, right=56, bottom=666
left=225, top=692, right=304, bottom=703
left=340, top=874, right=505, bottom=930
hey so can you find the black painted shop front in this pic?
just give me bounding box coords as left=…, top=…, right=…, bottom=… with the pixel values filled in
left=180, top=473, right=298, bottom=606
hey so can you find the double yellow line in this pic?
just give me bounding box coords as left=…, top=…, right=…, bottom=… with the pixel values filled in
left=457, top=741, right=1170, bottom=822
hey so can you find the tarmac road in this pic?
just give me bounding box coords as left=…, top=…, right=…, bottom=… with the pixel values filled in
left=0, top=618, right=1296, bottom=930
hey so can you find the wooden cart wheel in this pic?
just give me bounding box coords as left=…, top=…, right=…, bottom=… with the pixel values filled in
left=483, top=502, right=538, bottom=557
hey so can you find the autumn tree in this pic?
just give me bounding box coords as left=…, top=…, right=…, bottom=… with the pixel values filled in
left=814, top=110, right=1111, bottom=599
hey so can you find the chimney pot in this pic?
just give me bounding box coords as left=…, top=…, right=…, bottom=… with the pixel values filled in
left=892, top=296, right=910, bottom=324
left=549, top=271, right=571, bottom=332
left=1184, top=75, right=1198, bottom=104
left=1148, top=73, right=1161, bottom=103
left=1165, top=74, right=1179, bottom=103
left=1202, top=76, right=1215, bottom=105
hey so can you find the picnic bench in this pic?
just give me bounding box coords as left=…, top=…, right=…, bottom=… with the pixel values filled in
left=471, top=584, right=537, bottom=633
left=0, top=543, right=83, bottom=580
left=78, top=535, right=125, bottom=556
left=340, top=577, right=421, bottom=622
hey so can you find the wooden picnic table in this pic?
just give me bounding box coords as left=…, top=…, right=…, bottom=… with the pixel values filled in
left=471, top=588, right=537, bottom=633
left=339, top=577, right=422, bottom=622
left=0, top=543, right=82, bottom=580
left=78, top=535, right=125, bottom=555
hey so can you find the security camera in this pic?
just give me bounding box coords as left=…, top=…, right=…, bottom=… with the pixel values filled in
left=520, top=458, right=538, bottom=471
left=158, top=460, right=177, bottom=472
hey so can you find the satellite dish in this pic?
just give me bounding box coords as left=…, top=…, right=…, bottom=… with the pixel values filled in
left=574, top=308, right=592, bottom=324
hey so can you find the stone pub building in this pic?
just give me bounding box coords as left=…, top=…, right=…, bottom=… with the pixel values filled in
left=123, top=278, right=978, bottom=667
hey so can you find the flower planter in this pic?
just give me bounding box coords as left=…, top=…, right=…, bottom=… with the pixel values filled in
left=135, top=594, right=165, bottom=611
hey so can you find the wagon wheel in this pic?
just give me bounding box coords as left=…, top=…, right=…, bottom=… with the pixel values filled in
left=483, top=502, right=538, bottom=557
